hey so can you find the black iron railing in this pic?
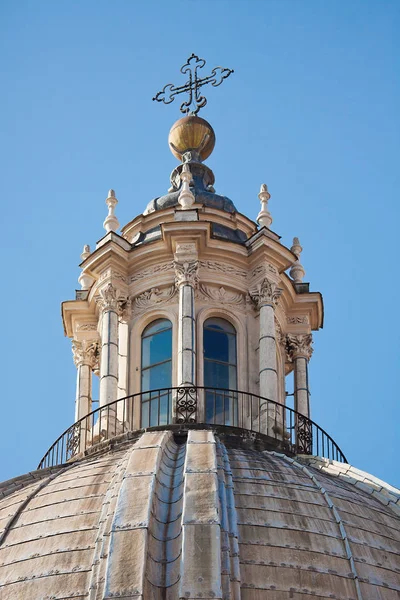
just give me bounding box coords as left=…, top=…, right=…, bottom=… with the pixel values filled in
left=38, top=387, right=347, bottom=469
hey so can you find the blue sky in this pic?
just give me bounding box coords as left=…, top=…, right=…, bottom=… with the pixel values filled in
left=1, top=0, right=399, bottom=486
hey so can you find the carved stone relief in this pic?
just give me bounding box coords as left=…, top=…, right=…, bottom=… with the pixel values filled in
left=196, top=284, right=246, bottom=308
left=132, top=285, right=177, bottom=316
left=250, top=263, right=278, bottom=280
left=76, top=323, right=98, bottom=332
left=96, top=283, right=129, bottom=316
left=249, top=278, right=282, bottom=310
left=100, top=268, right=127, bottom=283
left=287, top=316, right=309, bottom=325
left=199, top=260, right=247, bottom=279
left=130, top=262, right=174, bottom=283
left=72, top=339, right=100, bottom=369
left=286, top=333, right=313, bottom=360
left=174, top=260, right=199, bottom=288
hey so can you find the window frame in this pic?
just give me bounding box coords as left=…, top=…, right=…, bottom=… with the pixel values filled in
left=140, top=317, right=173, bottom=428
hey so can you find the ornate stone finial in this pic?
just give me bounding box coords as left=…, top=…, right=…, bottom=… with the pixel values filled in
left=78, top=246, right=95, bottom=290
left=81, top=245, right=91, bottom=261
left=78, top=270, right=95, bottom=290
left=290, top=237, right=305, bottom=283
left=103, top=189, right=120, bottom=233
left=249, top=278, right=282, bottom=310
left=286, top=333, right=313, bottom=361
left=257, top=184, right=273, bottom=229
left=178, top=163, right=195, bottom=209
left=72, top=339, right=99, bottom=369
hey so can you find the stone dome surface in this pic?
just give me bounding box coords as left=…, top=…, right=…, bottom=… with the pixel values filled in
left=0, top=429, right=399, bottom=599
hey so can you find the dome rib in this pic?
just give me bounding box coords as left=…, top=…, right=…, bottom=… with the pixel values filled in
left=271, top=452, right=363, bottom=600
left=87, top=447, right=131, bottom=599
left=0, top=466, right=71, bottom=549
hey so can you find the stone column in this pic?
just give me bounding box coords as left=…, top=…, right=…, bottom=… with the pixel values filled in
left=72, top=339, right=99, bottom=421
left=97, top=283, right=120, bottom=408
left=117, top=299, right=131, bottom=423
left=287, top=334, right=313, bottom=418
left=72, top=339, right=99, bottom=452
left=174, top=259, right=198, bottom=388
left=250, top=278, right=282, bottom=435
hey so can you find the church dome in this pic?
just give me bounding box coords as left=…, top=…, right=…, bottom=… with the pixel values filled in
left=0, top=428, right=399, bottom=599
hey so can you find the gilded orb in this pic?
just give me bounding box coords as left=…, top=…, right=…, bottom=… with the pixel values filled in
left=168, top=115, right=215, bottom=161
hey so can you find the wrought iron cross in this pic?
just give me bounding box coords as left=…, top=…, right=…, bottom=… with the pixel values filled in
left=153, top=54, right=234, bottom=116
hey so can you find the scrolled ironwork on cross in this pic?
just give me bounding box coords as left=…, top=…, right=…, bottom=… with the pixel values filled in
left=153, top=53, right=234, bottom=115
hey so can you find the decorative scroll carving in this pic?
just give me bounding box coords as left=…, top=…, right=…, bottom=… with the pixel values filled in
left=296, top=413, right=313, bottom=455
left=72, top=339, right=100, bottom=369
left=96, top=283, right=129, bottom=316
left=275, top=320, right=286, bottom=350
left=249, top=278, right=282, bottom=310
left=100, top=269, right=127, bottom=283
left=130, top=262, right=174, bottom=283
left=199, top=260, right=247, bottom=279
left=197, top=284, right=246, bottom=307
left=250, top=263, right=278, bottom=279
left=175, top=387, right=197, bottom=423
left=132, top=286, right=177, bottom=315
left=287, top=316, right=309, bottom=325
left=286, top=333, right=313, bottom=360
left=176, top=242, right=197, bottom=255
left=76, top=323, right=98, bottom=332
left=174, top=260, right=199, bottom=288
left=96, top=283, right=118, bottom=311
left=118, top=296, right=132, bottom=321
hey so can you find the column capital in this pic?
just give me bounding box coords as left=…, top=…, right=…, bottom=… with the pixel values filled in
left=96, top=283, right=129, bottom=316
left=286, top=333, right=313, bottom=360
left=96, top=282, right=118, bottom=312
left=250, top=278, right=282, bottom=310
left=174, top=259, right=199, bottom=288
left=72, top=339, right=100, bottom=369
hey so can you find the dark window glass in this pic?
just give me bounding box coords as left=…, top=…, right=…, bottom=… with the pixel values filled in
left=203, top=318, right=237, bottom=425
left=141, top=319, right=172, bottom=427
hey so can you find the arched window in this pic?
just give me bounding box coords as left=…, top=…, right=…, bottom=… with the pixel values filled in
left=141, top=318, right=172, bottom=427
left=203, top=317, right=238, bottom=425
